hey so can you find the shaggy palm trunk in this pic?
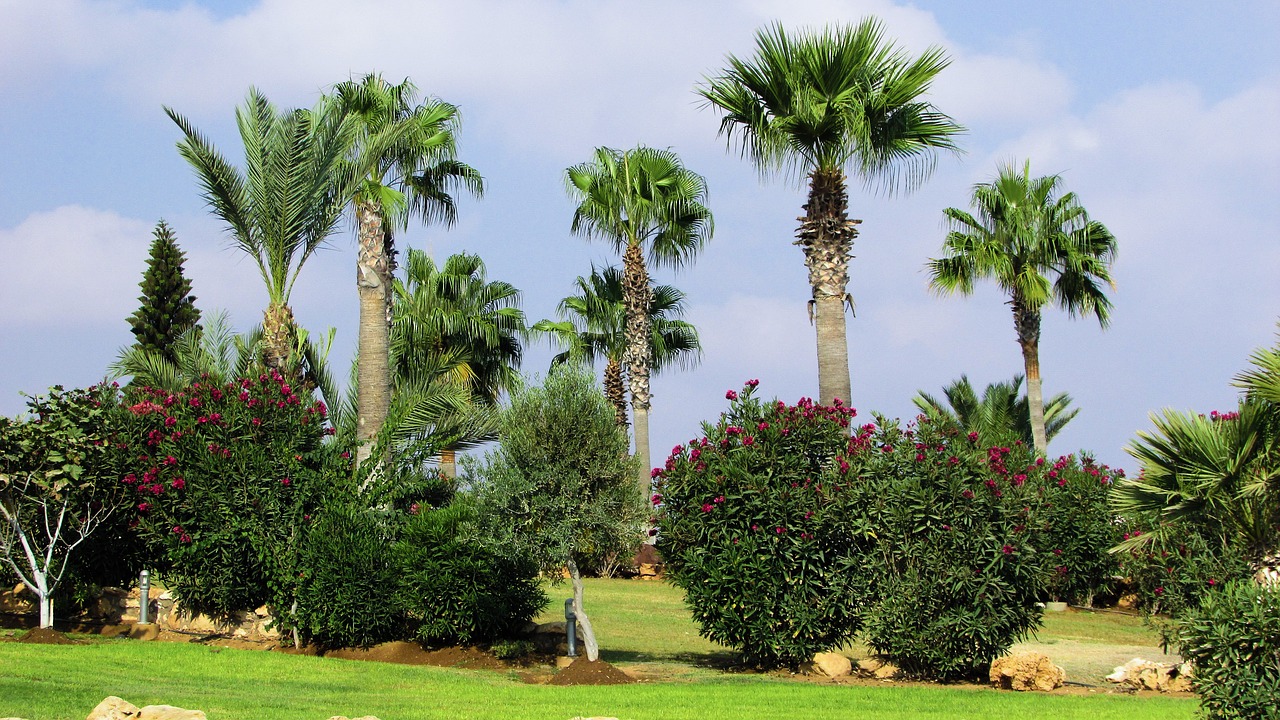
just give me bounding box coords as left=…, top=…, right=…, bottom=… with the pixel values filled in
left=567, top=559, right=600, bottom=662
left=262, top=302, right=298, bottom=373
left=795, top=169, right=860, bottom=408
left=439, top=449, right=457, bottom=479
left=355, top=199, right=393, bottom=469
left=603, top=357, right=629, bottom=431
left=622, top=244, right=653, bottom=497
left=1013, top=297, right=1048, bottom=454
left=1252, top=546, right=1280, bottom=586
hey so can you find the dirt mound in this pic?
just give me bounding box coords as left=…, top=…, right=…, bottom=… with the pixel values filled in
left=323, top=642, right=506, bottom=670
left=549, top=658, right=636, bottom=685
left=15, top=627, right=81, bottom=645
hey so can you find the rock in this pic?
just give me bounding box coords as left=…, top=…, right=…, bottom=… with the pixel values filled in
left=555, top=656, right=575, bottom=669
left=855, top=657, right=884, bottom=676
left=637, top=563, right=658, bottom=577
left=873, top=662, right=900, bottom=680
left=1105, top=657, right=1150, bottom=684
left=989, top=652, right=1066, bottom=692
left=137, top=706, right=206, bottom=720
left=254, top=605, right=270, bottom=618
left=1116, top=593, right=1140, bottom=610
left=812, top=652, right=852, bottom=678
left=1106, top=658, right=1193, bottom=693
left=86, top=696, right=141, bottom=720
left=0, top=583, right=36, bottom=615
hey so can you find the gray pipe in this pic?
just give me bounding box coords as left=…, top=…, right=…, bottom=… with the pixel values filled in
left=564, top=598, right=577, bottom=658
left=138, top=569, right=151, bottom=625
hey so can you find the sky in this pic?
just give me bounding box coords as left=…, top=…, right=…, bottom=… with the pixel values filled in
left=2, top=0, right=1278, bottom=472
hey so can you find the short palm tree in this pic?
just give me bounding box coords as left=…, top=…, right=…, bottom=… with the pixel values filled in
left=566, top=147, right=712, bottom=494
left=699, top=19, right=962, bottom=407
left=533, top=266, right=702, bottom=429
left=913, top=374, right=1077, bottom=446
left=330, top=74, right=484, bottom=467
left=166, top=89, right=360, bottom=373
left=928, top=160, right=1116, bottom=454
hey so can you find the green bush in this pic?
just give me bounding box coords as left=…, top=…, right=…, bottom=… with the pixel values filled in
left=1118, top=522, right=1252, bottom=618
left=1037, top=454, right=1123, bottom=605
left=1178, top=580, right=1280, bottom=719
left=838, top=415, right=1047, bottom=680
left=655, top=382, right=864, bottom=668
left=395, top=501, right=545, bottom=646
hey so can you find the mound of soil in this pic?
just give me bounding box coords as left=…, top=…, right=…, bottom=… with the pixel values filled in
left=15, top=627, right=81, bottom=645
left=323, top=641, right=507, bottom=670
left=549, top=658, right=636, bottom=686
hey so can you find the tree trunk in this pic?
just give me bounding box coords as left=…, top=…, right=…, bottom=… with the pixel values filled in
left=355, top=199, right=393, bottom=470
left=1012, top=296, right=1048, bottom=454
left=261, top=302, right=298, bottom=373
left=1253, top=546, right=1280, bottom=587
left=621, top=243, right=653, bottom=497
left=439, top=449, right=457, bottom=479
left=795, top=169, right=860, bottom=408
left=566, top=560, right=600, bottom=662
left=603, top=357, right=629, bottom=431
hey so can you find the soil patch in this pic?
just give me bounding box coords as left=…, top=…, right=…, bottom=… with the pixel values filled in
left=324, top=641, right=507, bottom=670
left=15, top=627, right=81, bottom=645
left=549, top=658, right=637, bottom=686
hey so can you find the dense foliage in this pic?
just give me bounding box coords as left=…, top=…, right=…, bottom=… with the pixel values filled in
left=1036, top=454, right=1123, bottom=605
left=127, top=221, right=202, bottom=365
left=1178, top=581, right=1280, bottom=719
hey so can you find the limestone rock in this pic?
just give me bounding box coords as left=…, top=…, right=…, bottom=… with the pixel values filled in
left=989, top=652, right=1065, bottom=691
left=87, top=696, right=140, bottom=720
left=812, top=652, right=852, bottom=678
left=0, top=583, right=36, bottom=615
left=137, top=706, right=206, bottom=720
left=873, top=662, right=900, bottom=680
left=1106, top=658, right=1194, bottom=693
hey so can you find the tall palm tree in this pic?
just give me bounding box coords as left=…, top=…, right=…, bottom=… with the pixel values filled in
left=928, top=160, right=1116, bottom=455
left=330, top=74, right=484, bottom=467
left=699, top=19, right=962, bottom=408
left=912, top=374, right=1077, bottom=446
left=166, top=89, right=361, bottom=373
left=565, top=147, right=712, bottom=494
left=392, top=248, right=526, bottom=477
left=533, top=266, right=702, bottom=429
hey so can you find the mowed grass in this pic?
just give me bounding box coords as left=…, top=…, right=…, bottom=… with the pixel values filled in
left=0, top=579, right=1193, bottom=720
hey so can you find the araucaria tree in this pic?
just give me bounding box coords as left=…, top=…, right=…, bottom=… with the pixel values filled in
left=566, top=147, right=712, bottom=492
left=699, top=19, right=962, bottom=407
left=127, top=220, right=201, bottom=365
left=928, top=160, right=1116, bottom=454
left=330, top=74, right=483, bottom=467
left=166, top=88, right=361, bottom=373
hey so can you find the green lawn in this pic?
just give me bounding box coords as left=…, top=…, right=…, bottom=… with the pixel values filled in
left=0, top=579, right=1194, bottom=720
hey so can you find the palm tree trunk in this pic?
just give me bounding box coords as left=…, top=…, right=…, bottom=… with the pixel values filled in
left=1253, top=546, right=1280, bottom=587
left=262, top=302, right=298, bottom=373
left=355, top=199, right=392, bottom=468
left=796, top=169, right=860, bottom=408
left=604, top=357, right=629, bottom=430
left=622, top=243, right=653, bottom=497
left=1012, top=296, right=1048, bottom=454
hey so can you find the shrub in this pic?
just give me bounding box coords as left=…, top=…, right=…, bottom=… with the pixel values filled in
left=654, top=381, right=864, bottom=668
left=1118, top=522, right=1252, bottom=618
left=837, top=415, right=1048, bottom=680
left=1178, top=580, right=1280, bottom=719
left=117, top=371, right=338, bottom=621
left=1037, top=454, right=1124, bottom=605
left=395, top=501, right=545, bottom=646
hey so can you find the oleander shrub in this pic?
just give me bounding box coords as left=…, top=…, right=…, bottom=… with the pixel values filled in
left=837, top=415, right=1049, bottom=680
left=655, top=381, right=865, bottom=668
left=1037, top=454, right=1124, bottom=605
left=1178, top=580, right=1280, bottom=719
left=1118, top=522, right=1252, bottom=618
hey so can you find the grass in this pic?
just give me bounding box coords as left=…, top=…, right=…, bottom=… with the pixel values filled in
left=0, top=579, right=1194, bottom=720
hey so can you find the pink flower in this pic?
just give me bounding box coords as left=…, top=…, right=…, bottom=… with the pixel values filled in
left=881, top=445, right=894, bottom=454
left=725, top=389, right=738, bottom=401
left=650, top=467, right=663, bottom=479
left=1002, top=544, right=1014, bottom=554
left=179, top=533, right=192, bottom=544
left=280, top=477, right=291, bottom=486
left=164, top=455, right=177, bottom=466
left=188, top=397, right=201, bottom=408
left=137, top=502, right=151, bottom=513
left=743, top=436, right=755, bottom=446
left=1053, top=548, right=1063, bottom=555
left=164, top=416, right=177, bottom=428
left=751, top=524, right=759, bottom=531
left=409, top=503, right=421, bottom=515
left=967, top=431, right=979, bottom=442
left=652, top=494, right=662, bottom=505
left=252, top=417, right=262, bottom=426
left=775, top=527, right=785, bottom=534
left=726, top=426, right=741, bottom=435
left=757, top=422, right=769, bottom=431
left=948, top=456, right=959, bottom=466
left=672, top=445, right=684, bottom=456
left=962, top=489, right=974, bottom=499
left=942, top=524, right=951, bottom=531
left=745, top=379, right=759, bottom=388
left=170, top=477, right=185, bottom=490
left=714, top=495, right=725, bottom=504
left=701, top=503, right=714, bottom=513
left=281, top=384, right=292, bottom=396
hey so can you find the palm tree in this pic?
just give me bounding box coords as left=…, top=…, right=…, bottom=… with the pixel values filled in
left=391, top=248, right=526, bottom=477
left=699, top=19, right=962, bottom=408
left=533, top=266, right=702, bottom=429
left=330, top=74, right=484, bottom=467
left=565, top=147, right=712, bottom=494
left=166, top=89, right=360, bottom=374
left=913, top=374, right=1077, bottom=446
left=928, top=160, right=1116, bottom=455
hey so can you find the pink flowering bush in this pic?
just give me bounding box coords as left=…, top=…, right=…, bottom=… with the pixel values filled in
left=117, top=371, right=340, bottom=621
left=654, top=381, right=865, bottom=668
left=1036, top=454, right=1124, bottom=605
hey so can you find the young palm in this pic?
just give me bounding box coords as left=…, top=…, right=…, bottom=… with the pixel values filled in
left=699, top=19, right=962, bottom=407
left=166, top=89, right=359, bottom=373
left=566, top=147, right=712, bottom=494
left=913, top=374, right=1077, bottom=446
left=533, top=266, right=702, bottom=429
left=330, top=74, right=484, bottom=466
left=928, top=161, right=1116, bottom=454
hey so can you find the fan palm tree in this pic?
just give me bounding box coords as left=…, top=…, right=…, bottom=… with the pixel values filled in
left=565, top=147, right=712, bottom=494
left=699, top=19, right=962, bottom=408
left=329, top=74, right=484, bottom=467
left=913, top=374, right=1077, bottom=446
left=533, top=266, right=702, bottom=429
left=166, top=89, right=363, bottom=374
left=928, top=160, right=1116, bottom=454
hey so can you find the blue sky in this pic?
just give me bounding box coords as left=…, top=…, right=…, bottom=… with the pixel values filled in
left=2, top=0, right=1278, bottom=471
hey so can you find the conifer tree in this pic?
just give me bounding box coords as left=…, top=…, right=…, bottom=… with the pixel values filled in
left=127, top=220, right=201, bottom=363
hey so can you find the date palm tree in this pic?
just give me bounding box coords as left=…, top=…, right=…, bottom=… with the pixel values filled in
left=533, top=266, right=702, bottom=429
left=928, top=161, right=1116, bottom=455
left=913, top=374, right=1077, bottom=446
left=699, top=19, right=962, bottom=407
left=330, top=74, right=484, bottom=467
left=166, top=89, right=360, bottom=374
left=566, top=147, right=712, bottom=494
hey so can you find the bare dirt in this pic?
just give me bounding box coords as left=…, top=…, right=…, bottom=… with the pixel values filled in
left=13, top=627, right=82, bottom=645
left=548, top=658, right=637, bottom=685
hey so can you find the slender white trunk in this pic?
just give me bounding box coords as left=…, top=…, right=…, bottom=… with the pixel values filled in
left=566, top=560, right=599, bottom=662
